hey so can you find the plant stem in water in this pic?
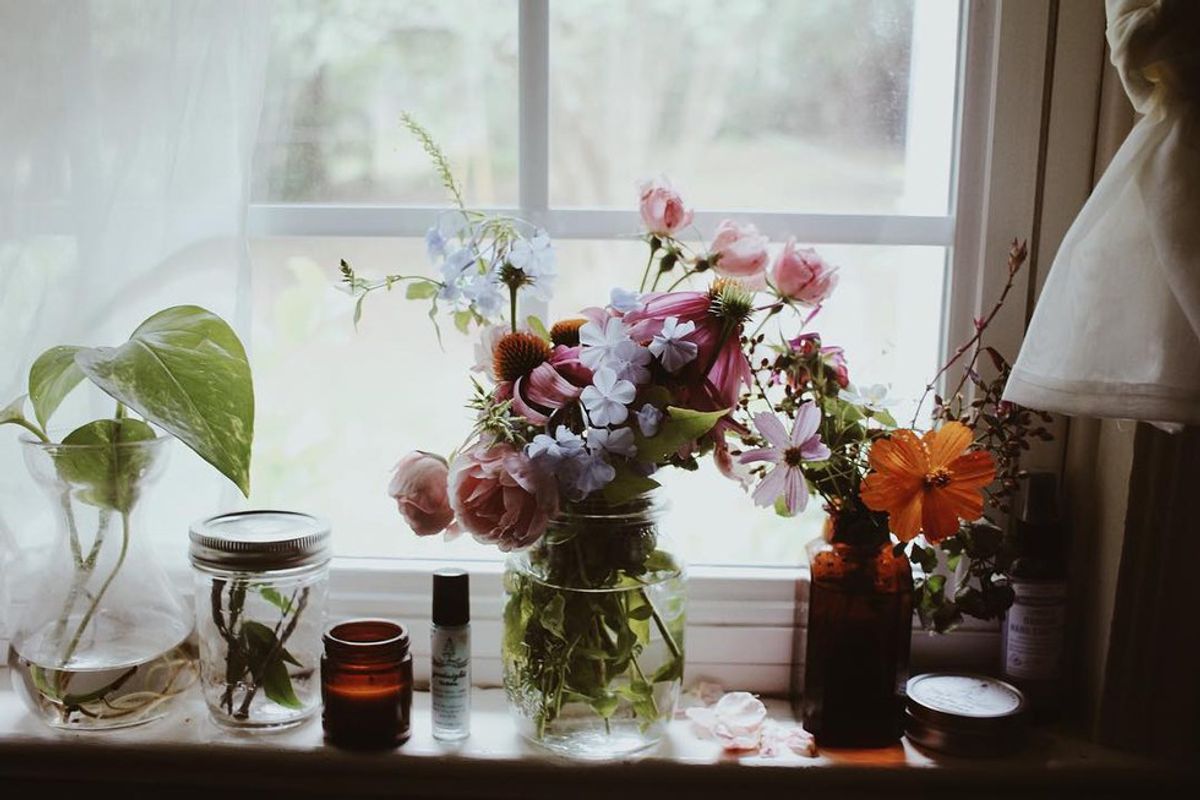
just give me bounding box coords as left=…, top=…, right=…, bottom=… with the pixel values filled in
left=638, top=587, right=682, bottom=662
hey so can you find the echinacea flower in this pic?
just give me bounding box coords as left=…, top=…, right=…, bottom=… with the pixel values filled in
left=860, top=421, right=995, bottom=543
left=493, top=332, right=587, bottom=425
left=581, top=367, right=636, bottom=426
left=739, top=405, right=830, bottom=514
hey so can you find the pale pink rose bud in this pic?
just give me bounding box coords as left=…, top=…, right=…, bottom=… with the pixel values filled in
left=388, top=451, right=455, bottom=536
left=771, top=238, right=839, bottom=307
left=638, top=176, right=694, bottom=237
left=709, top=220, right=769, bottom=285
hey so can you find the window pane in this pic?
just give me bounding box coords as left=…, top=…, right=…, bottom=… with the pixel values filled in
left=254, top=1, right=519, bottom=205
left=549, top=0, right=959, bottom=215
left=250, top=237, right=944, bottom=566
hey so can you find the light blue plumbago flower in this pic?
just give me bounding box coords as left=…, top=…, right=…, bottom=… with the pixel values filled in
left=508, top=231, right=555, bottom=278
left=588, top=426, right=637, bottom=459
left=464, top=271, right=506, bottom=320
left=611, top=339, right=652, bottom=385
left=527, top=426, right=585, bottom=466
left=578, top=316, right=631, bottom=372
left=440, top=246, right=477, bottom=283
left=580, top=367, right=636, bottom=427
left=610, top=287, right=643, bottom=314
left=571, top=450, right=617, bottom=495
left=425, top=226, right=447, bottom=260
left=648, top=316, right=699, bottom=373
left=636, top=404, right=663, bottom=438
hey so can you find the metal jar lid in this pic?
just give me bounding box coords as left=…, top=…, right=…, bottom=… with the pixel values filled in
left=189, top=510, right=332, bottom=572
left=904, top=673, right=1028, bottom=756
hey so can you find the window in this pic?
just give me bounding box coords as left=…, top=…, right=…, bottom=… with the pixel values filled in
left=248, top=0, right=964, bottom=567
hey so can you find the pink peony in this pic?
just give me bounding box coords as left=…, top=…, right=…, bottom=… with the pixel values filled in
left=638, top=176, right=694, bottom=237
left=388, top=451, right=455, bottom=536
left=448, top=441, right=558, bottom=551
left=709, top=220, right=769, bottom=286
left=771, top=239, right=838, bottom=307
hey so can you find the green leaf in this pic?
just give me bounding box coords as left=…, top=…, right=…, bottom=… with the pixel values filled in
left=454, top=310, right=473, bottom=334
left=634, top=406, right=728, bottom=464
left=526, top=315, right=550, bottom=341
left=651, top=656, right=684, bottom=684
left=54, top=418, right=157, bottom=511
left=241, top=621, right=303, bottom=709
left=774, top=495, right=796, bottom=517
left=627, top=603, right=653, bottom=621
left=28, top=346, right=86, bottom=429
left=1, top=395, right=27, bottom=425
left=74, top=306, right=254, bottom=496
left=406, top=281, right=438, bottom=300
left=590, top=692, right=621, bottom=720
left=601, top=465, right=661, bottom=505
left=540, top=593, right=566, bottom=640
left=258, top=587, right=293, bottom=615
left=873, top=408, right=898, bottom=428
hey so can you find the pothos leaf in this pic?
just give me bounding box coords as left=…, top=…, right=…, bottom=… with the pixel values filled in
left=258, top=586, right=294, bottom=615
left=1, top=395, right=27, bottom=425
left=28, top=346, right=86, bottom=429
left=54, top=418, right=158, bottom=511
left=74, top=306, right=254, bottom=496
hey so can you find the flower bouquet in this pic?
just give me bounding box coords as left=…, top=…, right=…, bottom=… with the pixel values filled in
left=344, top=117, right=1045, bottom=756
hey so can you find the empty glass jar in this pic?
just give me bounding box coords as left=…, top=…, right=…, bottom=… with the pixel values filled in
left=189, top=510, right=331, bottom=730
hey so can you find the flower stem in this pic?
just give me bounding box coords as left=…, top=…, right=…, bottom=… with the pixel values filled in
left=638, top=246, right=657, bottom=293
left=509, top=285, right=519, bottom=334
left=638, top=587, right=681, bottom=663
left=7, top=417, right=49, bottom=443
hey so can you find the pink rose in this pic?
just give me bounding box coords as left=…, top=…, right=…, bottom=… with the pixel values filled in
left=771, top=238, right=838, bottom=306
left=388, top=451, right=455, bottom=536
left=710, top=220, right=769, bottom=285
left=448, top=441, right=558, bottom=551
left=638, top=176, right=693, bottom=237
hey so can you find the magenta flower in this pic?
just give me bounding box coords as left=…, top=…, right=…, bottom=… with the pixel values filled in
left=739, top=405, right=830, bottom=514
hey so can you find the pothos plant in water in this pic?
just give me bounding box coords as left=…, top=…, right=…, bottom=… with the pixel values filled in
left=1, top=306, right=258, bottom=728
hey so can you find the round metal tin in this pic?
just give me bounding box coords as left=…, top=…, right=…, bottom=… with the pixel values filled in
left=905, top=672, right=1028, bottom=756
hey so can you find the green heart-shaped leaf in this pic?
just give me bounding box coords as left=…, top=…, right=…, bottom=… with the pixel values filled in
left=28, top=346, right=86, bottom=429
left=74, top=306, right=254, bottom=496
left=55, top=418, right=158, bottom=511
left=1, top=395, right=27, bottom=425
left=633, top=406, right=728, bottom=464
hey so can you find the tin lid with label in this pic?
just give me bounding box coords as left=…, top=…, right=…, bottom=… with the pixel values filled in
left=905, top=673, right=1028, bottom=756
left=189, top=510, right=332, bottom=571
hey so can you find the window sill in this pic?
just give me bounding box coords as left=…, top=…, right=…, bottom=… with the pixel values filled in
left=0, top=680, right=1183, bottom=798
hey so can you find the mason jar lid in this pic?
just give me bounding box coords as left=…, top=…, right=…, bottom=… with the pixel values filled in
left=904, top=673, right=1027, bottom=756
left=189, top=510, right=332, bottom=572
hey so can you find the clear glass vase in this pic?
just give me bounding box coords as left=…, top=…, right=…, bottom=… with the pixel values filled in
left=7, top=436, right=195, bottom=730
left=501, top=491, right=686, bottom=760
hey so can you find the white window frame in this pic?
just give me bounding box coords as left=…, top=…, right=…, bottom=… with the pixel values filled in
left=246, top=0, right=1099, bottom=694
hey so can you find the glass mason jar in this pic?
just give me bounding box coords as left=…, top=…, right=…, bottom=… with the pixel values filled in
left=801, top=512, right=913, bottom=748
left=189, top=511, right=331, bottom=730
left=501, top=491, right=686, bottom=760
left=8, top=436, right=195, bottom=731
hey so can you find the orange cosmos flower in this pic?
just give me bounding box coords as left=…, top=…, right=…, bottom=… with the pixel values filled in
left=860, top=421, right=995, bottom=543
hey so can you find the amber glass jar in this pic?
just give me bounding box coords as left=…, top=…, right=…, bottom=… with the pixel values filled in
left=801, top=513, right=913, bottom=748
left=321, top=619, right=412, bottom=749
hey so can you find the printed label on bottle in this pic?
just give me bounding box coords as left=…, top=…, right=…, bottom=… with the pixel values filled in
left=1004, top=580, right=1067, bottom=680
left=431, top=626, right=470, bottom=734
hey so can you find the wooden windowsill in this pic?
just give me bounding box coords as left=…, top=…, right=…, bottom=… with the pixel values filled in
left=0, top=680, right=1189, bottom=798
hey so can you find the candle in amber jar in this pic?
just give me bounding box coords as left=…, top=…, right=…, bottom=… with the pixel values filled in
left=321, top=619, right=412, bottom=749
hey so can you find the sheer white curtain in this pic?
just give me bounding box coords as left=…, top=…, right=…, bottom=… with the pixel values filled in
left=0, top=1, right=270, bottom=634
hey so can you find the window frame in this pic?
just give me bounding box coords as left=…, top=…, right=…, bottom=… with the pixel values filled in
left=245, top=0, right=1090, bottom=693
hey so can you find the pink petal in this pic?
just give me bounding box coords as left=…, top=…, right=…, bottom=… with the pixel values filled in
left=790, top=403, right=822, bottom=447
left=751, top=464, right=788, bottom=508
left=738, top=447, right=781, bottom=465
left=783, top=467, right=807, bottom=514
left=800, top=439, right=831, bottom=461
left=524, top=362, right=582, bottom=410
left=753, top=412, right=790, bottom=450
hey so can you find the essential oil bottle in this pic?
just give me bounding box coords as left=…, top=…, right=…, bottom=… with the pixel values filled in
left=431, top=568, right=471, bottom=740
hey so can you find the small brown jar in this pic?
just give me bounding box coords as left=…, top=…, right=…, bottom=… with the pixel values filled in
left=321, top=619, right=413, bottom=749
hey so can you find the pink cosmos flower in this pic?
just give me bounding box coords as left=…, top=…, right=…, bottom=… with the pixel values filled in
left=638, top=176, right=694, bottom=237
left=624, top=288, right=753, bottom=409
left=709, top=220, right=769, bottom=286
left=388, top=451, right=455, bottom=536
left=771, top=238, right=838, bottom=307
left=739, top=405, right=830, bottom=514
left=448, top=441, right=558, bottom=551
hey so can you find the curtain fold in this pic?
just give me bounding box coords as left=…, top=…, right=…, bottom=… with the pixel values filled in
left=0, top=1, right=270, bottom=637
left=1004, top=0, right=1200, bottom=426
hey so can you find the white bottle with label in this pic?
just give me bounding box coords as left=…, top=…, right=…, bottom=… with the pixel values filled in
left=431, top=569, right=471, bottom=740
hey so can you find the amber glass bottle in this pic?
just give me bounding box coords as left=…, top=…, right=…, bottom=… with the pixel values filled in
left=321, top=619, right=413, bottom=749
left=801, top=511, right=913, bottom=747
